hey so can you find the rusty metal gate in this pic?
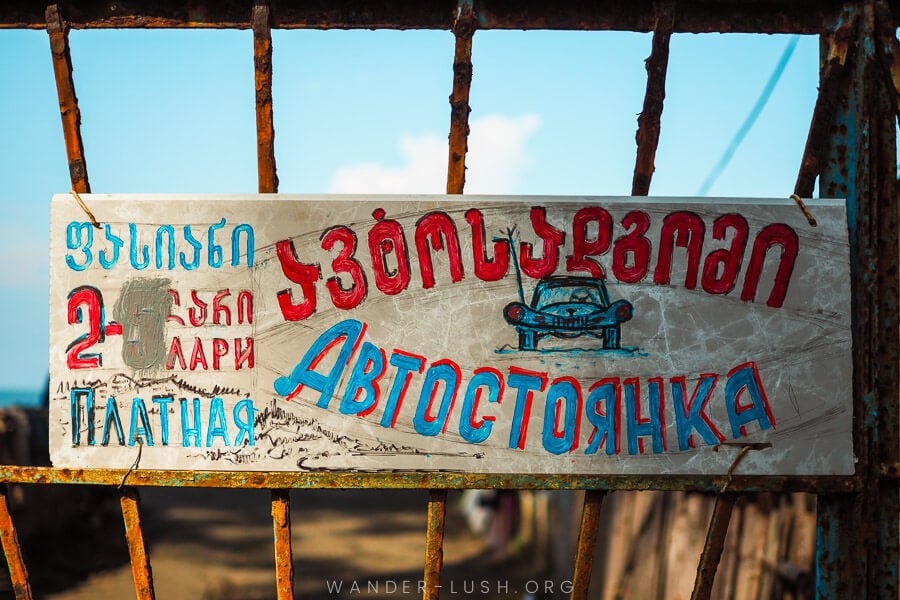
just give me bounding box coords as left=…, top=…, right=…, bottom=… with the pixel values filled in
left=0, top=1, right=897, bottom=599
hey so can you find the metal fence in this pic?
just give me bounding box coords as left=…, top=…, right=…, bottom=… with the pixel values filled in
left=0, top=1, right=898, bottom=599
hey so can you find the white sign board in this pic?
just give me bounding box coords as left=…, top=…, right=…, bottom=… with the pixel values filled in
left=49, top=195, right=853, bottom=475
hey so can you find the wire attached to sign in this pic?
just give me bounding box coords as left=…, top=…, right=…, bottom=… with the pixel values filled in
left=715, top=442, right=772, bottom=493
left=70, top=189, right=101, bottom=229
left=119, top=441, right=143, bottom=489
left=790, top=194, right=817, bottom=227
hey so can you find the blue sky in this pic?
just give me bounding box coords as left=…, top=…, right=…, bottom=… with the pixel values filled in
left=0, top=28, right=818, bottom=394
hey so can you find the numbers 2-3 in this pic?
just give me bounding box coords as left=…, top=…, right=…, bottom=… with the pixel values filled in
left=66, top=286, right=121, bottom=369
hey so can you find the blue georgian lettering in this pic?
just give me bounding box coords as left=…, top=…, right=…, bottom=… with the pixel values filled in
left=180, top=225, right=202, bottom=270
left=232, top=223, right=254, bottom=267
left=65, top=221, right=93, bottom=271
left=208, top=218, right=226, bottom=268
left=129, top=223, right=150, bottom=270
left=155, top=225, right=176, bottom=269
left=98, top=224, right=123, bottom=269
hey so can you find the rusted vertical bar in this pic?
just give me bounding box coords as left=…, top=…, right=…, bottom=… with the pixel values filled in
left=423, top=489, right=447, bottom=600
left=793, top=16, right=853, bottom=198
left=0, top=486, right=33, bottom=600
left=631, top=3, right=673, bottom=197
left=256, top=3, right=291, bottom=593
left=46, top=4, right=90, bottom=194
left=446, top=0, right=476, bottom=195
left=689, top=492, right=737, bottom=600
left=271, top=489, right=294, bottom=600
left=253, top=0, right=278, bottom=194
left=120, top=487, right=155, bottom=600
left=569, top=490, right=607, bottom=600
left=816, top=2, right=899, bottom=598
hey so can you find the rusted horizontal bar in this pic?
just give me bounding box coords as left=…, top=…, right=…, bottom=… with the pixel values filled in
left=0, top=0, right=889, bottom=33
left=0, top=466, right=862, bottom=493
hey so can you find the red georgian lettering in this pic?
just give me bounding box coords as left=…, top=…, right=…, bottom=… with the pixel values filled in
left=275, top=239, right=321, bottom=321
left=654, top=211, right=705, bottom=289
left=520, top=207, right=565, bottom=279
left=321, top=225, right=368, bottom=310
left=612, top=211, right=652, bottom=283
left=465, top=208, right=509, bottom=281
left=566, top=207, right=612, bottom=278
left=702, top=214, right=749, bottom=295
left=740, top=223, right=798, bottom=308
left=415, top=212, right=464, bottom=289
left=368, top=208, right=411, bottom=295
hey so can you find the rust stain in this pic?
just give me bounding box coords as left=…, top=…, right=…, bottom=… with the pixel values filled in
left=45, top=4, right=90, bottom=194
left=632, top=4, right=674, bottom=197
left=690, top=492, right=738, bottom=600
left=0, top=3, right=850, bottom=34
left=0, top=486, right=33, bottom=600
left=793, top=12, right=855, bottom=199
left=0, top=465, right=864, bottom=493
left=423, top=489, right=447, bottom=600
left=271, top=489, right=294, bottom=599
left=569, top=490, right=607, bottom=600
left=446, top=1, right=475, bottom=195
left=253, top=1, right=278, bottom=193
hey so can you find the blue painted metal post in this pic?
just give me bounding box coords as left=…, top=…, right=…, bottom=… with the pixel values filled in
left=816, top=2, right=899, bottom=598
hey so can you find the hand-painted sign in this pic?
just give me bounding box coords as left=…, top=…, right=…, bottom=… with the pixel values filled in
left=50, top=195, right=853, bottom=474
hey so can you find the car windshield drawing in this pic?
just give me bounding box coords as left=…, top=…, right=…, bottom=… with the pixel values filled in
left=503, top=276, right=634, bottom=351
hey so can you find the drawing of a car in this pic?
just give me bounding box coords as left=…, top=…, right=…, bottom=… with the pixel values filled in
left=503, top=276, right=634, bottom=351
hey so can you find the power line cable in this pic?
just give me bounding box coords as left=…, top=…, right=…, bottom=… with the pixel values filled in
left=696, top=35, right=800, bottom=196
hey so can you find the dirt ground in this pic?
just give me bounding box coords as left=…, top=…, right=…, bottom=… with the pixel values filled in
left=14, top=487, right=565, bottom=600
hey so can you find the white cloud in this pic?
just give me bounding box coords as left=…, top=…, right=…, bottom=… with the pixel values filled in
left=465, top=113, right=541, bottom=194
left=328, top=113, right=541, bottom=194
